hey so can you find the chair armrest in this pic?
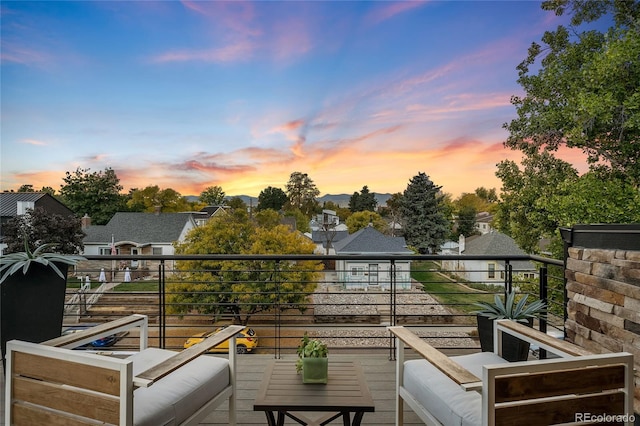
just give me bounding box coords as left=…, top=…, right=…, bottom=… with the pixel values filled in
left=388, top=326, right=482, bottom=391
left=44, top=314, right=148, bottom=350
left=133, top=325, right=244, bottom=388
left=496, top=320, right=591, bottom=357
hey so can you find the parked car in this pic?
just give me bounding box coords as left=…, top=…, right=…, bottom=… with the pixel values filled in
left=62, top=325, right=127, bottom=348
left=183, top=326, right=258, bottom=354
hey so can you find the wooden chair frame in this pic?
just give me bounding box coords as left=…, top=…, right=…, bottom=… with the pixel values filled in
left=389, top=320, right=634, bottom=426
left=5, top=314, right=243, bottom=425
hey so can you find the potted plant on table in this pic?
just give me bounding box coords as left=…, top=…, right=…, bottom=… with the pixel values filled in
left=473, top=290, right=546, bottom=362
left=1, top=237, right=85, bottom=369
left=296, top=332, right=329, bottom=384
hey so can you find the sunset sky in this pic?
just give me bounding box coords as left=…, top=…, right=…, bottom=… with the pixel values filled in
left=1, top=1, right=590, bottom=198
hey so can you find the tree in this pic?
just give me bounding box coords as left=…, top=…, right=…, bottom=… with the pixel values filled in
left=348, top=185, right=377, bottom=212
left=199, top=186, right=226, bottom=205
left=284, top=172, right=320, bottom=217
left=345, top=211, right=388, bottom=234
left=495, top=151, right=577, bottom=253
left=167, top=211, right=322, bottom=325
left=504, top=0, right=640, bottom=186
left=3, top=207, right=84, bottom=254
left=284, top=208, right=311, bottom=233
left=400, top=172, right=449, bottom=253
left=257, top=186, right=288, bottom=211
left=59, top=167, right=126, bottom=225
left=127, top=186, right=192, bottom=213
left=254, top=209, right=281, bottom=229
left=381, top=192, right=403, bottom=237
left=475, top=187, right=498, bottom=203
left=456, top=205, right=479, bottom=238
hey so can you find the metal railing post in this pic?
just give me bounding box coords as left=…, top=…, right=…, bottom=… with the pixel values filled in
left=159, top=260, right=165, bottom=349
left=539, top=266, right=548, bottom=359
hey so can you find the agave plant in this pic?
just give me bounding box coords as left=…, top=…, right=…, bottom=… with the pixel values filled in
left=0, top=236, right=85, bottom=284
left=473, top=290, right=546, bottom=323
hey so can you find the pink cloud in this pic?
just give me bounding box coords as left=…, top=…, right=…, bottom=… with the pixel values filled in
left=152, top=40, right=256, bottom=63
left=365, top=1, right=430, bottom=26
left=20, top=138, right=47, bottom=146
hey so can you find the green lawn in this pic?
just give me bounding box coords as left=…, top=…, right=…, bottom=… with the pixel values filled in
left=411, top=261, right=498, bottom=313
left=112, top=282, right=159, bottom=291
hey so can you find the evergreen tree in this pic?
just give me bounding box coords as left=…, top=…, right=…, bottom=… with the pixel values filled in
left=349, top=185, right=377, bottom=212
left=400, top=172, right=449, bottom=254
left=257, top=186, right=288, bottom=211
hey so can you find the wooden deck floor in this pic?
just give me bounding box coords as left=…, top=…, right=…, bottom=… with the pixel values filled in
left=199, top=352, right=427, bottom=425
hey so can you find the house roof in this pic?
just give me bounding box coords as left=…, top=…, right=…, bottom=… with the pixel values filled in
left=1, top=192, right=52, bottom=216
left=333, top=226, right=412, bottom=254
left=83, top=212, right=196, bottom=245
left=462, top=231, right=533, bottom=269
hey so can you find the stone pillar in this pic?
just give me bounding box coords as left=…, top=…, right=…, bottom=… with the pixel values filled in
left=565, top=246, right=640, bottom=412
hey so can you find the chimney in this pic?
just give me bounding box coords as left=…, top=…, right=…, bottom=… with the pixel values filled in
left=154, top=205, right=162, bottom=215
left=81, top=214, right=91, bottom=229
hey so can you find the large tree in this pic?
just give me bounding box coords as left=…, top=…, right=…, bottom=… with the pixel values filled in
left=257, top=186, right=288, bottom=211
left=284, top=172, right=320, bottom=217
left=127, top=186, right=193, bottom=213
left=59, top=167, right=126, bottom=225
left=199, top=185, right=226, bottom=205
left=345, top=211, right=387, bottom=234
left=167, top=210, right=322, bottom=325
left=3, top=207, right=84, bottom=254
left=495, top=151, right=578, bottom=253
left=348, top=185, right=377, bottom=213
left=400, top=172, right=449, bottom=254
left=504, top=0, right=640, bottom=186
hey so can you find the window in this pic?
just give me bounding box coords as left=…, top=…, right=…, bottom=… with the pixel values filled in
left=488, top=263, right=496, bottom=279
left=152, top=247, right=163, bottom=255
left=17, top=201, right=35, bottom=215
left=99, top=247, right=113, bottom=255
left=351, top=267, right=363, bottom=276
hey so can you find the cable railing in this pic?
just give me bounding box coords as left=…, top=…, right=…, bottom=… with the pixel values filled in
left=65, top=254, right=564, bottom=359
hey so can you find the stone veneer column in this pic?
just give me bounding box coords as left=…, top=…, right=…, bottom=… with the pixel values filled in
left=565, top=246, right=640, bottom=412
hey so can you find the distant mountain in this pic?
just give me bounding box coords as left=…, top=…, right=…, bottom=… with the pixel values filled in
left=186, top=193, right=392, bottom=208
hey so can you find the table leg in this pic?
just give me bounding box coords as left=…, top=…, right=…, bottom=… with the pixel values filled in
left=342, top=412, right=351, bottom=426
left=264, top=411, right=277, bottom=426
left=352, top=411, right=365, bottom=426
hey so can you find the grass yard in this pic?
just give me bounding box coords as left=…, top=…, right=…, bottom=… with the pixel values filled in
left=113, top=281, right=159, bottom=291
left=411, top=261, right=498, bottom=314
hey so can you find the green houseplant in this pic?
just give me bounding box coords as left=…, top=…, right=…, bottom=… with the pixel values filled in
left=296, top=332, right=328, bottom=384
left=473, top=290, right=546, bottom=361
left=1, top=237, right=85, bottom=369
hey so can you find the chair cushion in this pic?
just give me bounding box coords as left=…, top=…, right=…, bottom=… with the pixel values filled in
left=403, top=352, right=508, bottom=426
left=128, top=348, right=230, bottom=426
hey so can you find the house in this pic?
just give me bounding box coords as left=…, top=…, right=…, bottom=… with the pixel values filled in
left=0, top=192, right=75, bottom=253
left=475, top=211, right=494, bottom=234
left=334, top=225, right=413, bottom=290
left=83, top=212, right=198, bottom=274
left=442, top=231, right=537, bottom=286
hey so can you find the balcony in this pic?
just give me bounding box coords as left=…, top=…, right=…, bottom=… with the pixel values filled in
left=3, top=253, right=565, bottom=425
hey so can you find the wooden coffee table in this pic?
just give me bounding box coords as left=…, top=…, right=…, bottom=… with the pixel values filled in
left=253, top=360, right=375, bottom=426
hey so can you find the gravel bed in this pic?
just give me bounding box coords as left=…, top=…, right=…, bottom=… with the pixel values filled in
left=311, top=328, right=476, bottom=348
left=310, top=288, right=476, bottom=347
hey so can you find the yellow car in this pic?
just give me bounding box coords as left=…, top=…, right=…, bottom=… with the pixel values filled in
left=183, top=326, right=258, bottom=354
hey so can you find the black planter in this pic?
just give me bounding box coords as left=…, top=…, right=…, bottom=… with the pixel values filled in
left=1, top=262, right=68, bottom=370
left=476, top=314, right=531, bottom=362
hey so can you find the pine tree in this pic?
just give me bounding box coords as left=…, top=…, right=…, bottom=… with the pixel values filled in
left=400, top=172, right=450, bottom=254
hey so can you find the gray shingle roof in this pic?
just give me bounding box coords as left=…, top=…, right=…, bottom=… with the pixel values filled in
left=463, top=231, right=533, bottom=270
left=333, top=226, right=412, bottom=254
left=83, top=212, right=196, bottom=244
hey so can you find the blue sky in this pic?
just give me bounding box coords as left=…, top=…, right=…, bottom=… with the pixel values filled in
left=1, top=1, right=586, bottom=197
